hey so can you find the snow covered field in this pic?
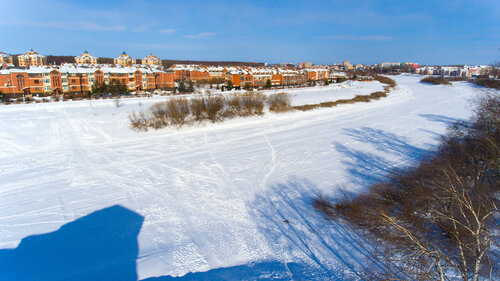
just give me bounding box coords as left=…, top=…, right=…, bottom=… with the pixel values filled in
left=262, top=80, right=385, bottom=106
left=0, top=75, right=491, bottom=280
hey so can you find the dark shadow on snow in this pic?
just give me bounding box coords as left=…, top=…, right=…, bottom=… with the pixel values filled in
left=243, top=179, right=393, bottom=280
left=335, top=127, right=435, bottom=187
left=141, top=261, right=325, bottom=281
left=0, top=205, right=144, bottom=281
left=145, top=129, right=445, bottom=280
left=418, top=113, right=464, bottom=126
left=0, top=200, right=368, bottom=281
left=4, top=125, right=445, bottom=281
left=343, top=127, right=431, bottom=159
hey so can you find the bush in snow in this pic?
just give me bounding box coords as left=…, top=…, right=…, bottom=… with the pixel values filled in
left=240, top=92, right=266, bottom=116
left=128, top=111, right=149, bottom=131
left=420, top=76, right=451, bottom=85
left=205, top=94, right=225, bottom=123
left=472, top=78, right=500, bottom=90
left=166, top=98, right=190, bottom=127
left=189, top=96, right=207, bottom=121
left=225, top=94, right=242, bottom=118
left=149, top=102, right=169, bottom=128
left=268, top=92, right=292, bottom=112
left=373, top=75, right=397, bottom=87
left=129, top=91, right=291, bottom=131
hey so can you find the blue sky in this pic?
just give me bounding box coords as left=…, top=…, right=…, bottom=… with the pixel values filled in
left=1, top=0, right=498, bottom=65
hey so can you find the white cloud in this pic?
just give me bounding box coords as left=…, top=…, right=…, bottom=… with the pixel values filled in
left=318, top=35, right=393, bottom=41
left=132, top=25, right=149, bottom=32
left=159, top=28, right=176, bottom=34
left=184, top=32, right=215, bottom=39
left=77, top=22, right=126, bottom=32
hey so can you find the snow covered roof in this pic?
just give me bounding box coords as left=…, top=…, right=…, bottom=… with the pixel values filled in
left=75, top=52, right=97, bottom=59
left=301, top=68, right=329, bottom=72
left=143, top=54, right=160, bottom=60
left=205, top=66, right=225, bottom=71
left=0, top=64, right=167, bottom=75
left=221, top=66, right=302, bottom=76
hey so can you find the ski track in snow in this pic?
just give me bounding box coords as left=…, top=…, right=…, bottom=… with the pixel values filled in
left=0, top=75, right=494, bottom=280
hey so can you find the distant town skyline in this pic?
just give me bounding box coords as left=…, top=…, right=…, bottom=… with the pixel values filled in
left=0, top=0, right=498, bottom=65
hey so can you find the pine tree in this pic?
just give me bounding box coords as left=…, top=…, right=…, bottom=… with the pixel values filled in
left=187, top=81, right=194, bottom=92
left=178, top=80, right=186, bottom=93
left=265, top=79, right=272, bottom=89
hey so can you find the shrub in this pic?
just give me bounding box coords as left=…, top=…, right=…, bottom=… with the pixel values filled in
left=373, top=75, right=396, bottom=87
left=166, top=98, right=189, bottom=126
left=420, top=76, right=451, bottom=85
left=225, top=94, right=242, bottom=117
left=445, top=76, right=468, bottom=82
left=205, top=94, right=225, bottom=122
left=129, top=111, right=149, bottom=131
left=189, top=97, right=207, bottom=121
left=368, top=91, right=387, bottom=100
left=336, top=77, right=347, bottom=83
left=149, top=102, right=169, bottom=128
left=472, top=78, right=500, bottom=90
left=240, top=92, right=265, bottom=116
left=293, top=89, right=391, bottom=111
left=269, top=92, right=292, bottom=112
left=351, top=95, right=371, bottom=102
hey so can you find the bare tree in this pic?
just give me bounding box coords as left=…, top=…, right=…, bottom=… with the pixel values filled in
left=114, top=97, right=121, bottom=108
left=316, top=93, right=500, bottom=281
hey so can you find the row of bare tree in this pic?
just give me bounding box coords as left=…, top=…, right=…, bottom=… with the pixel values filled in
left=129, top=92, right=291, bottom=131
left=315, top=93, right=499, bottom=280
